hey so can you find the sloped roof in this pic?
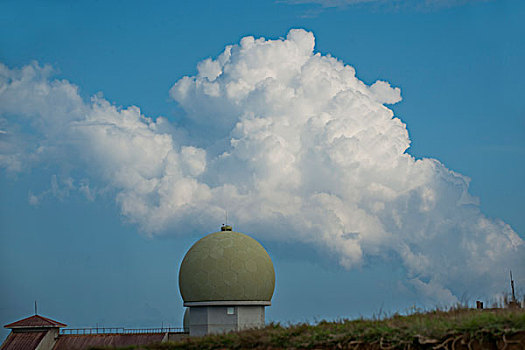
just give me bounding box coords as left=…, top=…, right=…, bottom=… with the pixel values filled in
left=4, top=315, right=67, bottom=329
left=53, top=333, right=165, bottom=350
left=0, top=331, right=47, bottom=350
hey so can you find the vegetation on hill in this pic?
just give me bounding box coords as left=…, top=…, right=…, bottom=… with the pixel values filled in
left=167, top=308, right=524, bottom=349
left=109, top=307, right=524, bottom=350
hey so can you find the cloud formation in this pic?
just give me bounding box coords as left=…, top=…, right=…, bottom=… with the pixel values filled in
left=0, top=29, right=522, bottom=304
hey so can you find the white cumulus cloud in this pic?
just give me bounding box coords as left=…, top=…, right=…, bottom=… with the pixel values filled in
left=0, top=29, right=523, bottom=303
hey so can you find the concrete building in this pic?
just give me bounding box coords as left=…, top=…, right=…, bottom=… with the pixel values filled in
left=1, top=315, right=186, bottom=350
left=2, top=315, right=66, bottom=350
left=179, top=225, right=275, bottom=336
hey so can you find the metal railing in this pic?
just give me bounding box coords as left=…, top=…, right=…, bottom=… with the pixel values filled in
left=60, top=327, right=186, bottom=335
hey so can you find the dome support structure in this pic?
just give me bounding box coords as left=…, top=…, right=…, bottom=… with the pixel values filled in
left=178, top=226, right=275, bottom=336
left=184, top=301, right=271, bottom=307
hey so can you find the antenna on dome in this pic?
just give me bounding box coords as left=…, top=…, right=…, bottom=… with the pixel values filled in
left=221, top=211, right=232, bottom=231
left=34, top=300, right=37, bottom=315
left=221, top=206, right=232, bottom=231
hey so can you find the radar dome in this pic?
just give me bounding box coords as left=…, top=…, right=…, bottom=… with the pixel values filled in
left=178, top=226, right=275, bottom=303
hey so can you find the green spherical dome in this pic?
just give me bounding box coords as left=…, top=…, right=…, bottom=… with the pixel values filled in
left=179, top=228, right=275, bottom=303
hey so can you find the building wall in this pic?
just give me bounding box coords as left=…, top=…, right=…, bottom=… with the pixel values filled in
left=237, top=306, right=264, bottom=331
left=188, top=307, right=209, bottom=336
left=188, top=305, right=265, bottom=336
left=207, top=306, right=237, bottom=335
left=35, top=328, right=58, bottom=350
left=163, top=332, right=189, bottom=343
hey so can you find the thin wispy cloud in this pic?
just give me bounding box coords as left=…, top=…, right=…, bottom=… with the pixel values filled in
left=283, top=0, right=492, bottom=12
left=285, top=0, right=378, bottom=7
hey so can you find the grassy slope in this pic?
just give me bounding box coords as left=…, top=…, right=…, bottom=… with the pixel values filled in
left=109, top=308, right=525, bottom=349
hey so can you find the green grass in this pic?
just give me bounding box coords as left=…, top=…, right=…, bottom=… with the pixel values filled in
left=104, top=308, right=525, bottom=349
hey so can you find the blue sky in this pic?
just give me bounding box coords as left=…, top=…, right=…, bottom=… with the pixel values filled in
left=1, top=0, right=524, bottom=340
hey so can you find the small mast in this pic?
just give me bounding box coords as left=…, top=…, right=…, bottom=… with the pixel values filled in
left=510, top=270, right=516, bottom=303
